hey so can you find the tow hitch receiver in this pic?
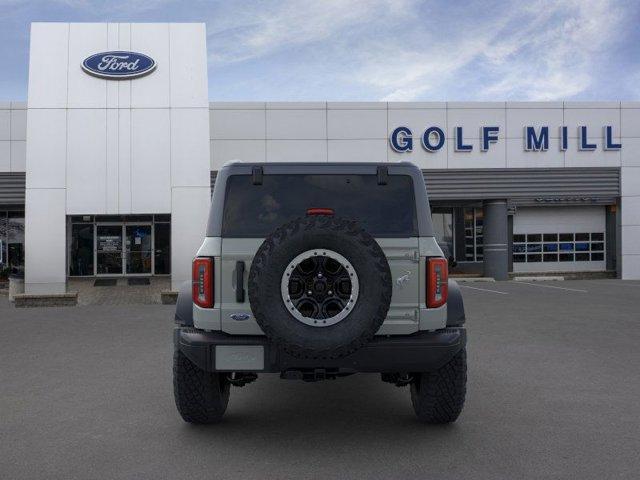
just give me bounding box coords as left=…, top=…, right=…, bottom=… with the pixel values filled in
left=280, top=368, right=354, bottom=382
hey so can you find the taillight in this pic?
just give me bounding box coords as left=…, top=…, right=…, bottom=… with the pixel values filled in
left=192, top=257, right=214, bottom=308
left=427, top=257, right=448, bottom=308
left=306, top=207, right=335, bottom=216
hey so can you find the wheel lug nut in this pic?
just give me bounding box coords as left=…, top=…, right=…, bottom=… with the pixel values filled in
left=328, top=290, right=332, bottom=295
left=307, top=290, right=312, bottom=295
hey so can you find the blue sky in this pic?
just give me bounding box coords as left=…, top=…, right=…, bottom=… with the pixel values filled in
left=1, top=0, right=639, bottom=101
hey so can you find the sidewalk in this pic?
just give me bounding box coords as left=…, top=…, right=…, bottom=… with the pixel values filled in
left=68, top=277, right=170, bottom=306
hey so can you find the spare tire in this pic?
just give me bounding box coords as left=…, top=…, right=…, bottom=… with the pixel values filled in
left=248, top=216, right=392, bottom=359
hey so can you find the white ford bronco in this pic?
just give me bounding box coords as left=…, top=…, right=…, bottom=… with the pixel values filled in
left=173, top=162, right=467, bottom=424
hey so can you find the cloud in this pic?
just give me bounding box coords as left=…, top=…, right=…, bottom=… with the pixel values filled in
left=204, top=0, right=630, bottom=101
left=207, top=0, right=413, bottom=64
left=366, top=0, right=626, bottom=101
left=476, top=0, right=624, bottom=100
left=0, top=0, right=635, bottom=101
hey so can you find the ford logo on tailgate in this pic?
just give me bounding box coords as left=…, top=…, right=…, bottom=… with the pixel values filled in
left=82, top=51, right=156, bottom=79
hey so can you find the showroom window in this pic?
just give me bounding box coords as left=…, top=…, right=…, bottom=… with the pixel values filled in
left=463, top=208, right=483, bottom=262
left=512, top=233, right=605, bottom=263
left=0, top=210, right=25, bottom=276
left=68, top=215, right=171, bottom=277
left=431, top=208, right=454, bottom=261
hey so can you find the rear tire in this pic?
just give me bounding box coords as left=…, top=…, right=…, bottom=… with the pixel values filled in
left=410, top=348, right=467, bottom=424
left=173, top=349, right=230, bottom=424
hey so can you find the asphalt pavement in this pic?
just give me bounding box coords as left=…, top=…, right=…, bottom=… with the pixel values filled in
left=1, top=279, right=639, bottom=479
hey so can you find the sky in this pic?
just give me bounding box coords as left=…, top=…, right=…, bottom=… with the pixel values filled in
left=0, top=0, right=639, bottom=102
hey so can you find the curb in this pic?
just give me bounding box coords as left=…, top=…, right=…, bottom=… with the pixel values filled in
left=14, top=292, right=78, bottom=308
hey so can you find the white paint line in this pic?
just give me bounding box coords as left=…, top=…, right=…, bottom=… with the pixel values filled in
left=514, top=276, right=564, bottom=282
left=454, top=277, right=496, bottom=283
left=588, top=281, right=640, bottom=288
left=513, top=281, right=588, bottom=293
left=459, top=285, right=509, bottom=295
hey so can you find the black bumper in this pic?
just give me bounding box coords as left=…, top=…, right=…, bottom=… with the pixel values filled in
left=174, top=327, right=466, bottom=374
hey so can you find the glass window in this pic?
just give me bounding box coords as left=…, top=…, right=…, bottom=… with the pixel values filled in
left=69, top=224, right=94, bottom=276
left=462, top=207, right=483, bottom=262
left=513, top=244, right=526, bottom=253
left=528, top=254, right=542, bottom=262
left=124, top=215, right=153, bottom=223
left=464, top=208, right=475, bottom=261
left=474, top=209, right=484, bottom=261
left=431, top=209, right=453, bottom=261
left=7, top=211, right=24, bottom=241
left=125, top=225, right=152, bottom=275
left=95, top=215, right=124, bottom=223
left=513, top=231, right=606, bottom=266
left=68, top=216, right=173, bottom=277
left=96, top=225, right=123, bottom=275
left=0, top=212, right=7, bottom=273
left=559, top=243, right=573, bottom=251
left=70, top=215, right=94, bottom=223
left=513, top=254, right=526, bottom=263
left=223, top=174, right=417, bottom=237
left=7, top=212, right=25, bottom=273
left=513, top=234, right=525, bottom=243
left=154, top=223, right=171, bottom=275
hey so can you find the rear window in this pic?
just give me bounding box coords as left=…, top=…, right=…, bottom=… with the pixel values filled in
left=222, top=174, right=417, bottom=237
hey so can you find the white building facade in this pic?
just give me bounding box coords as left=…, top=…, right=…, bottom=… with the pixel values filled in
left=0, top=22, right=639, bottom=294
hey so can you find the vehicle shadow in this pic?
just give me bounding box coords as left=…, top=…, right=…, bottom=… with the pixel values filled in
left=173, top=373, right=464, bottom=448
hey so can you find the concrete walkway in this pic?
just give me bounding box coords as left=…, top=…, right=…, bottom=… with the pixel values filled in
left=68, top=277, right=170, bottom=306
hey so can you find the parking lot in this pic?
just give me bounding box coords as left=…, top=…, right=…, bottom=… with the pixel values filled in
left=1, top=279, right=639, bottom=480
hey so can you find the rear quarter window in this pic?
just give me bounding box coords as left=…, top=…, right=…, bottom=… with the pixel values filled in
left=222, top=174, right=418, bottom=237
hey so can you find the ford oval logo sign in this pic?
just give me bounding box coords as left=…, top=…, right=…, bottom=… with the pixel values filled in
left=82, top=51, right=156, bottom=80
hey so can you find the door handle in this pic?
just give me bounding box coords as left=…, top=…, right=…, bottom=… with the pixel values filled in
left=235, top=261, right=245, bottom=303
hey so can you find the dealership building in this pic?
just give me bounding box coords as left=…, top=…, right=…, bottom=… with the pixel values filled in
left=1, top=22, right=639, bottom=295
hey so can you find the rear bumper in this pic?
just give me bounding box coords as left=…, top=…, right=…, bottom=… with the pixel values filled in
left=174, top=327, right=466, bottom=374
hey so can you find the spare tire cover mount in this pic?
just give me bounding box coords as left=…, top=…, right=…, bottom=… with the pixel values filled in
left=280, top=248, right=360, bottom=327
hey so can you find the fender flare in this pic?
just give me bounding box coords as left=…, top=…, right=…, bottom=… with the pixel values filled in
left=446, top=279, right=466, bottom=327
left=174, top=281, right=194, bottom=327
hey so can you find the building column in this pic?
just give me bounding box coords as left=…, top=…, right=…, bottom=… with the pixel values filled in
left=171, top=186, right=211, bottom=291
left=483, top=200, right=509, bottom=280
left=606, top=204, right=617, bottom=274
left=24, top=188, right=67, bottom=294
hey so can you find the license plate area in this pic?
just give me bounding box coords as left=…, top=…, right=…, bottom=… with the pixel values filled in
left=215, top=345, right=264, bottom=371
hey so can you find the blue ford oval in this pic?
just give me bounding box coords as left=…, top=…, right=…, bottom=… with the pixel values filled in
left=82, top=51, right=156, bottom=79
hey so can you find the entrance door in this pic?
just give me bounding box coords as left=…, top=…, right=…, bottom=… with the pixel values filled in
left=96, top=225, right=123, bottom=275
left=125, top=225, right=152, bottom=275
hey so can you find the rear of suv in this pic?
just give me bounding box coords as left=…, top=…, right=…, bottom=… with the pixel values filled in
left=173, top=162, right=467, bottom=424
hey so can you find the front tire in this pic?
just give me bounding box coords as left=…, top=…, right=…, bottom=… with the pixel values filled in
left=173, top=349, right=230, bottom=424
left=410, top=348, right=467, bottom=424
